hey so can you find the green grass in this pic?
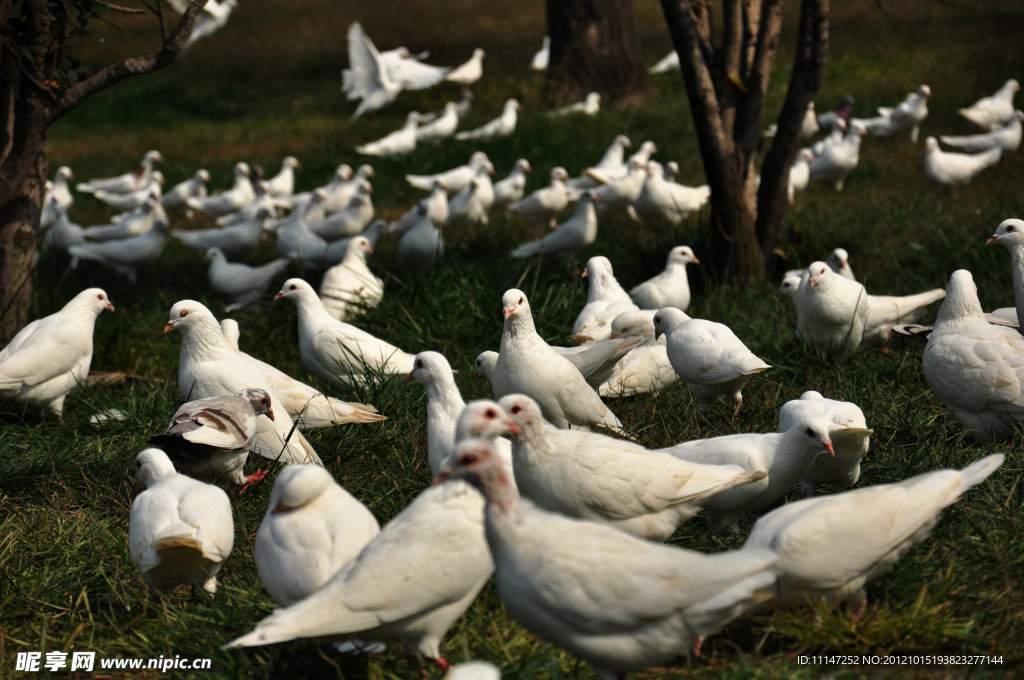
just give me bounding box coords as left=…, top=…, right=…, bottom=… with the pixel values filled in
left=3, top=0, right=1024, bottom=677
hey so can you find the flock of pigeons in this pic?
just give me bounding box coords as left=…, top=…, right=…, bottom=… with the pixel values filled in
left=11, top=15, right=1021, bottom=679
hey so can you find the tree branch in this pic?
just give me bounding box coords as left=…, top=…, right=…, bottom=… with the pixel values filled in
left=733, top=0, right=785, bottom=153
left=106, top=3, right=147, bottom=14
left=49, top=0, right=205, bottom=122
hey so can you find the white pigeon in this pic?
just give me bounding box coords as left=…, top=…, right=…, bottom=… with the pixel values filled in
left=923, top=136, right=1002, bottom=185
left=205, top=247, right=290, bottom=311
left=407, top=151, right=491, bottom=194
left=283, top=164, right=350, bottom=211
left=986, top=217, right=1024, bottom=328
left=653, top=307, right=771, bottom=418
left=590, top=159, right=649, bottom=216
left=959, top=79, right=1020, bottom=131
left=436, top=436, right=778, bottom=677
left=265, top=157, right=300, bottom=198
left=343, top=42, right=448, bottom=101
left=42, top=204, right=85, bottom=257
left=745, top=454, right=1004, bottom=617
left=809, top=118, right=847, bottom=158
left=149, top=388, right=275, bottom=487
left=130, top=448, right=234, bottom=594
left=309, top=188, right=374, bottom=241
left=508, top=166, right=570, bottom=229
left=275, top=278, right=416, bottom=387
left=187, top=162, right=255, bottom=218
left=530, top=36, right=549, bottom=71
left=275, top=192, right=330, bottom=267
left=92, top=171, right=163, bottom=212
left=863, top=286, right=947, bottom=347
left=216, top=180, right=275, bottom=228
left=792, top=261, right=870, bottom=355
left=319, top=220, right=388, bottom=268
left=220, top=319, right=385, bottom=430
left=342, top=23, right=405, bottom=119
left=632, top=161, right=710, bottom=224
left=223, top=473, right=494, bottom=670
left=764, top=102, right=819, bottom=141
left=584, top=141, right=658, bottom=187
left=0, top=288, right=113, bottom=418
left=922, top=269, right=1024, bottom=442
left=446, top=164, right=495, bottom=229
left=599, top=310, right=679, bottom=398
left=77, top=149, right=163, bottom=194
left=491, top=159, right=532, bottom=208
left=492, top=288, right=623, bottom=432
left=165, top=299, right=322, bottom=466
left=549, top=92, right=601, bottom=117
left=809, top=122, right=866, bottom=190
left=454, top=86, right=474, bottom=118
left=940, top=110, right=1023, bottom=157
left=571, top=255, right=639, bottom=343
left=630, top=245, right=699, bottom=311
left=784, top=247, right=855, bottom=282
left=81, top=195, right=161, bottom=242
left=787, top=148, right=814, bottom=202
left=40, top=166, right=74, bottom=230
left=162, top=169, right=211, bottom=211
left=510, top=191, right=599, bottom=264
left=663, top=412, right=835, bottom=531
left=69, top=218, right=169, bottom=283
left=319, top=236, right=383, bottom=321
left=254, top=464, right=381, bottom=607
left=455, top=99, right=520, bottom=141
left=778, top=390, right=872, bottom=497
left=416, top=102, right=461, bottom=144
left=302, top=164, right=370, bottom=215
left=566, top=134, right=632, bottom=191
left=409, top=352, right=515, bottom=477
left=446, top=48, right=485, bottom=85
left=856, top=84, right=931, bottom=142
left=356, top=111, right=425, bottom=157
left=497, top=394, right=765, bottom=540
left=390, top=181, right=449, bottom=234
left=396, top=204, right=445, bottom=268
left=172, top=208, right=271, bottom=260
left=176, top=0, right=237, bottom=51
left=649, top=50, right=680, bottom=74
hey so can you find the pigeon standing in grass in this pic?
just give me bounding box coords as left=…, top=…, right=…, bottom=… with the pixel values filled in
left=455, top=99, right=519, bottom=141
left=508, top=167, right=570, bottom=229
left=653, top=307, right=771, bottom=418
left=149, top=388, right=276, bottom=488
left=809, top=123, right=866, bottom=191
left=959, top=79, right=1020, bottom=131
left=986, top=217, right=1024, bottom=331
left=492, top=159, right=532, bottom=208
left=396, top=204, right=445, bottom=268
left=923, top=136, right=1002, bottom=185
left=407, top=151, right=490, bottom=194
left=493, top=289, right=624, bottom=433
left=445, top=48, right=485, bottom=85
left=745, top=453, right=1004, bottom=617
left=319, top=236, right=384, bottom=321
left=162, top=169, right=211, bottom=211
left=630, top=246, right=699, bottom=311
left=571, top=256, right=639, bottom=343
left=204, top=248, right=290, bottom=312
left=598, top=310, right=678, bottom=398
left=77, top=150, right=163, bottom=194
left=0, top=288, right=113, bottom=419
left=416, top=102, right=461, bottom=145
left=69, top=218, right=170, bottom=283
left=129, top=448, right=234, bottom=595
left=356, top=112, right=426, bottom=157
left=511, top=192, right=599, bottom=265
left=792, top=261, right=870, bottom=355
left=265, top=157, right=300, bottom=199
left=940, top=111, right=1023, bottom=157
left=187, top=162, right=255, bottom=218
left=172, top=208, right=271, bottom=260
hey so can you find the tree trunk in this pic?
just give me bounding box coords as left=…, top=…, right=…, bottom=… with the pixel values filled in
left=546, top=0, right=652, bottom=106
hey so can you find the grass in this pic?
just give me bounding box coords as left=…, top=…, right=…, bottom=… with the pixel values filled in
left=2, top=0, right=1024, bottom=677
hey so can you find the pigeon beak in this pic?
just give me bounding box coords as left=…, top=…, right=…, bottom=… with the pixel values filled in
left=691, top=256, right=700, bottom=265
left=270, top=500, right=293, bottom=514
left=432, top=470, right=453, bottom=485
left=986, top=234, right=1000, bottom=245
left=366, top=245, right=374, bottom=254
left=274, top=291, right=285, bottom=301
left=163, top=320, right=176, bottom=333
left=581, top=269, right=589, bottom=278
left=654, top=329, right=663, bottom=340
left=505, top=419, right=522, bottom=435
left=106, top=302, right=116, bottom=312
left=609, top=333, right=619, bottom=339
left=503, top=306, right=516, bottom=320
left=267, top=408, right=276, bottom=422
left=822, top=439, right=835, bottom=457
left=809, top=278, right=818, bottom=288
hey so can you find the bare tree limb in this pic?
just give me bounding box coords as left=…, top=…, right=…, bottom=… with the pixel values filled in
left=105, top=3, right=146, bottom=14
left=733, top=0, right=785, bottom=152
left=50, top=0, right=204, bottom=122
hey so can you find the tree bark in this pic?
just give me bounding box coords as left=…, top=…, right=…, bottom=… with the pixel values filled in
left=0, top=0, right=205, bottom=344
left=660, top=0, right=828, bottom=282
left=546, top=0, right=652, bottom=106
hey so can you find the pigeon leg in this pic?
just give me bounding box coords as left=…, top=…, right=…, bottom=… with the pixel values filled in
left=692, top=635, right=705, bottom=657
left=241, top=469, right=268, bottom=492
left=733, top=394, right=743, bottom=421
left=850, top=588, right=867, bottom=621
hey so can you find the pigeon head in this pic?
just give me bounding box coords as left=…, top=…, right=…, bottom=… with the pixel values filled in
left=669, top=246, right=699, bottom=267
left=986, top=218, right=1024, bottom=250
left=551, top=167, right=570, bottom=182
left=275, top=278, right=317, bottom=303
left=778, top=275, right=801, bottom=297
left=498, top=394, right=546, bottom=434
left=347, top=236, right=373, bottom=258
left=502, top=288, right=530, bottom=321
left=827, top=248, right=850, bottom=272
left=335, top=164, right=354, bottom=181
left=475, top=351, right=498, bottom=382
left=935, top=269, right=984, bottom=325
left=57, top=166, right=74, bottom=180
left=646, top=161, right=662, bottom=178
left=455, top=400, right=519, bottom=444
left=433, top=438, right=513, bottom=509
left=610, top=310, right=656, bottom=341
left=165, top=299, right=218, bottom=334
left=410, top=351, right=453, bottom=387
left=356, top=164, right=375, bottom=179
left=237, top=387, right=275, bottom=422
left=268, top=464, right=333, bottom=514
left=144, top=150, right=164, bottom=165
left=806, top=261, right=831, bottom=288
left=516, top=158, right=532, bottom=173
left=234, top=162, right=251, bottom=177
left=616, top=135, right=633, bottom=149
left=918, top=84, right=931, bottom=98
left=220, top=319, right=240, bottom=350
left=134, top=448, right=177, bottom=493
left=283, top=156, right=300, bottom=170
left=652, top=307, right=690, bottom=340
left=783, top=413, right=835, bottom=457
left=474, top=48, right=486, bottom=59
left=924, top=137, right=940, bottom=152
left=69, top=288, right=115, bottom=315
left=197, top=169, right=211, bottom=183
left=205, top=247, right=227, bottom=263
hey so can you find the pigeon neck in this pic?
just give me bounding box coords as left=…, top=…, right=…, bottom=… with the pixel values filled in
left=1005, top=245, right=1024, bottom=326
left=180, top=317, right=231, bottom=362
left=502, top=311, right=536, bottom=343
left=513, top=420, right=557, bottom=461
left=477, top=467, right=517, bottom=516
left=776, top=430, right=830, bottom=480
left=425, top=377, right=466, bottom=471
left=292, top=293, right=334, bottom=330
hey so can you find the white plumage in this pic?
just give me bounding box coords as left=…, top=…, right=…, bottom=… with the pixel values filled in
left=792, top=261, right=870, bottom=355
left=508, top=166, right=570, bottom=228
left=630, top=245, right=699, bottom=311
left=959, top=79, right=1020, bottom=131
left=941, top=110, right=1023, bottom=157
left=187, top=162, right=255, bottom=218
left=598, top=310, right=679, bottom=398
left=571, top=255, right=639, bottom=343
left=511, top=192, right=599, bottom=264
left=318, top=236, right=384, bottom=321
left=809, top=123, right=866, bottom=191
left=356, top=112, right=425, bottom=157
left=407, top=151, right=491, bottom=194
left=205, top=247, right=290, bottom=311
left=923, top=136, right=1002, bottom=185
left=492, top=158, right=532, bottom=208
left=68, top=218, right=170, bottom=283
left=77, top=150, right=162, bottom=195
left=445, top=48, right=485, bottom=85
left=455, top=99, right=519, bottom=141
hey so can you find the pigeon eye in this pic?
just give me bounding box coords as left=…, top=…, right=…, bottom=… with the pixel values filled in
left=415, top=360, right=423, bottom=369
left=1009, top=225, right=1016, bottom=233
left=96, top=294, right=104, bottom=300
left=518, top=297, right=523, bottom=305
left=485, top=409, right=496, bottom=419
left=461, top=453, right=477, bottom=465
left=805, top=427, right=815, bottom=437
left=289, top=284, right=297, bottom=291
left=179, top=309, right=189, bottom=318
left=511, top=405, right=522, bottom=415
